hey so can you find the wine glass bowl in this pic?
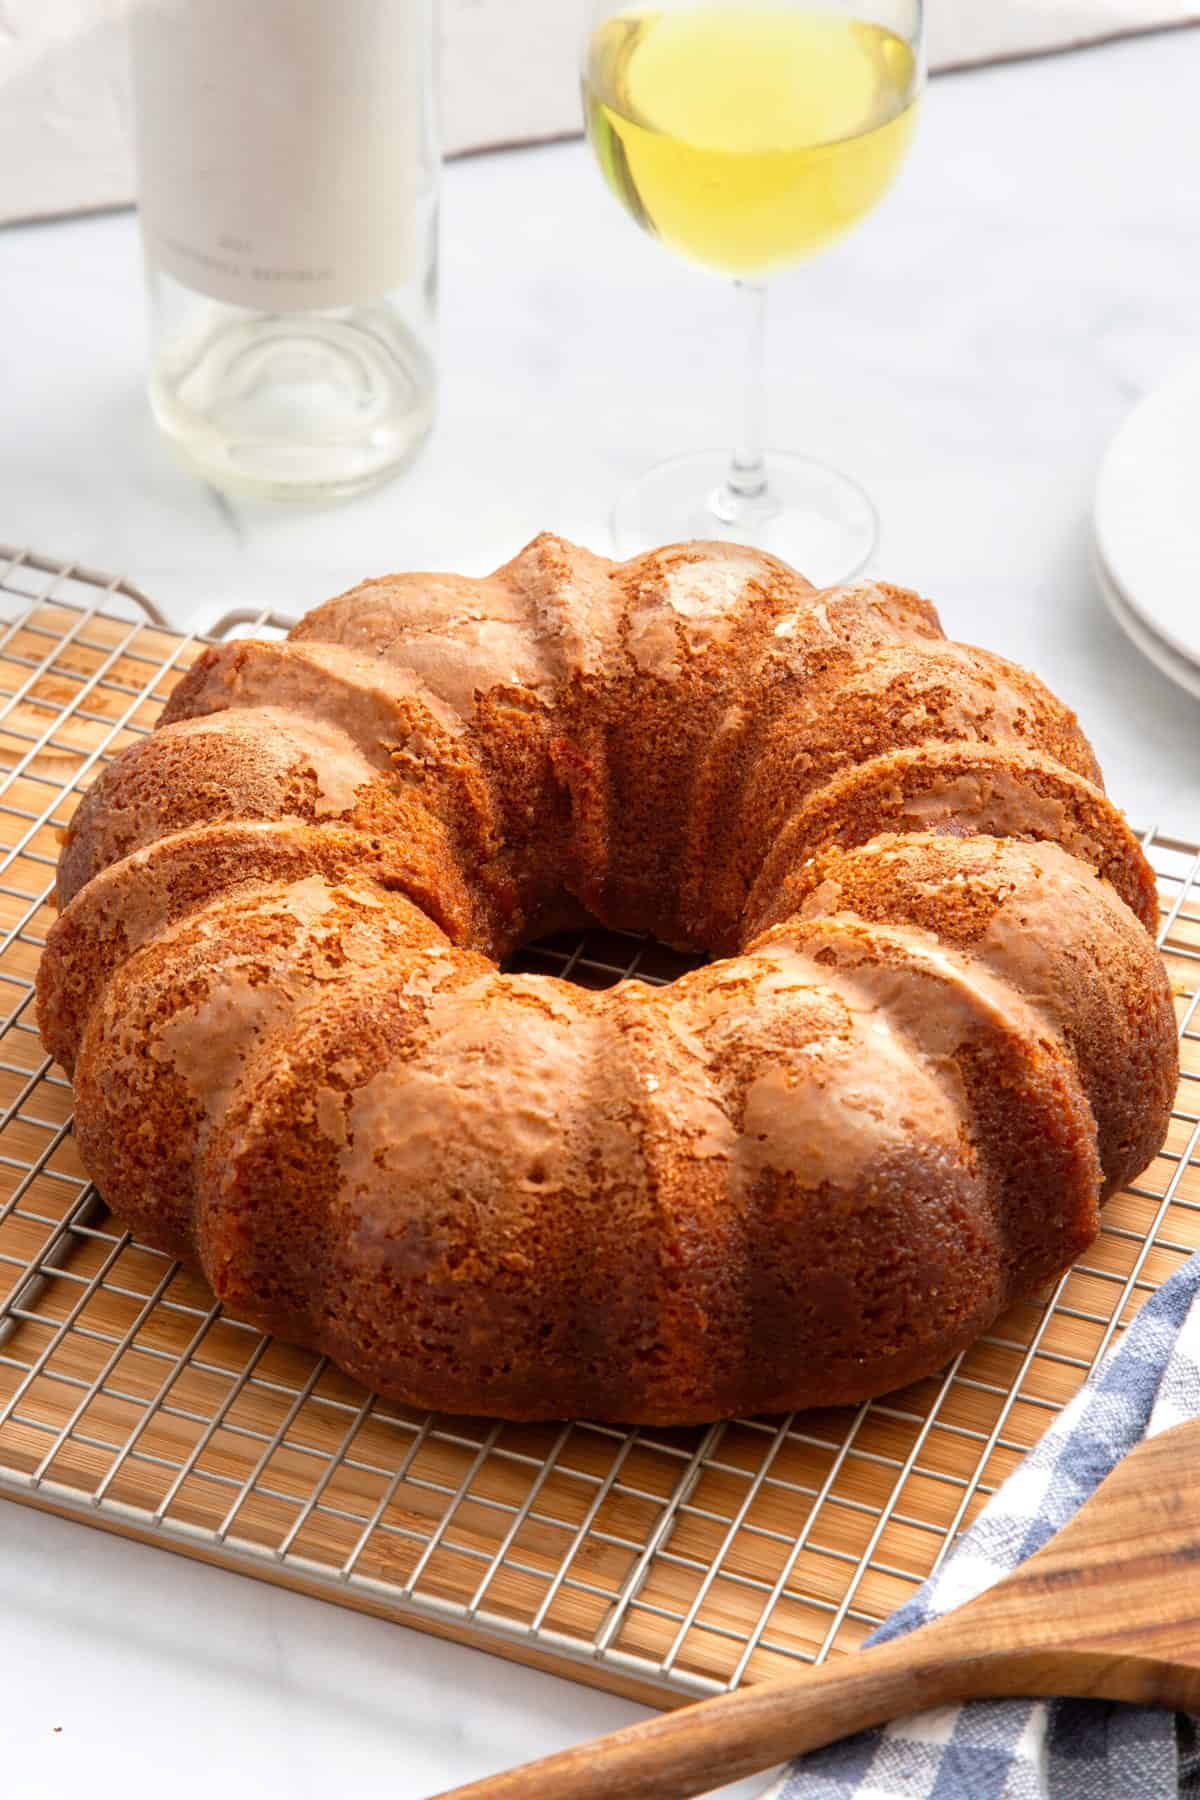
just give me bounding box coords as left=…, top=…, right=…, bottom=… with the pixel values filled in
left=581, top=0, right=924, bottom=580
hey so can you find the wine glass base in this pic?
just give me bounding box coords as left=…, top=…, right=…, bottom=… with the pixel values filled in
left=611, top=451, right=879, bottom=586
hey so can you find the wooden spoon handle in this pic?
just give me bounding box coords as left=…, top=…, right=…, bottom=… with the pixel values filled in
left=432, top=1625, right=966, bottom=1800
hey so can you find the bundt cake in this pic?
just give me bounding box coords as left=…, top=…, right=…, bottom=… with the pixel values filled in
left=36, top=536, right=1178, bottom=1424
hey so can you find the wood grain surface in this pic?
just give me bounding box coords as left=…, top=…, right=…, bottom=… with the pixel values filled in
left=440, top=1417, right=1200, bottom=1798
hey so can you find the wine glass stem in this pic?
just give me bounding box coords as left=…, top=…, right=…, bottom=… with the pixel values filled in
left=724, top=278, right=769, bottom=508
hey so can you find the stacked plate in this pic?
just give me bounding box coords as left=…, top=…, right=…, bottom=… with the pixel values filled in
left=1094, top=355, right=1200, bottom=702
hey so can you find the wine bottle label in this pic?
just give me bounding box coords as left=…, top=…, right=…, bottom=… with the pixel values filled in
left=130, top=0, right=427, bottom=312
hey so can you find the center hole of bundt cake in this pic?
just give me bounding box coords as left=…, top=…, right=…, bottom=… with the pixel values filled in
left=505, top=925, right=705, bottom=991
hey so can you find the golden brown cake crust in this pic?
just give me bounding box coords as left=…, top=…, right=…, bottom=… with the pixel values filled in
left=37, top=535, right=1178, bottom=1423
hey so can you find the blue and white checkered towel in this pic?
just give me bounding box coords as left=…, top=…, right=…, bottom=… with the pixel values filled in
left=764, top=1254, right=1200, bottom=1799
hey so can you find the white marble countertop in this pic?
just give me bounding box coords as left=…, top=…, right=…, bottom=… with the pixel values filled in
left=2, top=29, right=1199, bottom=1800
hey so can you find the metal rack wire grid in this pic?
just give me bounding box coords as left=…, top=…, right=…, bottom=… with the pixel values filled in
left=0, top=544, right=1197, bottom=1709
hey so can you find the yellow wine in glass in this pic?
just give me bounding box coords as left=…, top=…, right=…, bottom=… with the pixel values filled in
left=581, top=2, right=924, bottom=580
left=585, top=9, right=918, bottom=274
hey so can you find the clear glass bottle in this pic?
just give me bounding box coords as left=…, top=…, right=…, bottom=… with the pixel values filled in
left=129, top=0, right=438, bottom=502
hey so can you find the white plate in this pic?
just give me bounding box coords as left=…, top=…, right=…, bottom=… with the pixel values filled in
left=1095, top=538, right=1200, bottom=703
left=1094, top=354, right=1200, bottom=670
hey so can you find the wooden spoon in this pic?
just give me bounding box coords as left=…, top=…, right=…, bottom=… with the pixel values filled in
left=435, top=1416, right=1200, bottom=1800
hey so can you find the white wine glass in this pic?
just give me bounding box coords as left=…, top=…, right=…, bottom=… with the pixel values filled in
left=581, top=0, right=924, bottom=582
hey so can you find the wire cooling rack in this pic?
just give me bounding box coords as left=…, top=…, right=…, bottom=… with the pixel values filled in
left=0, top=545, right=1197, bottom=1709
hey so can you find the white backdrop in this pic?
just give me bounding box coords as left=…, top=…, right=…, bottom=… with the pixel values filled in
left=1, top=0, right=1197, bottom=226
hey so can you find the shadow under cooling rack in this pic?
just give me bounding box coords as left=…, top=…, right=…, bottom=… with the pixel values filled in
left=0, top=544, right=1197, bottom=1708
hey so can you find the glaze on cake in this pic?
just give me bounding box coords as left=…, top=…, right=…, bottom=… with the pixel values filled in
left=37, top=536, right=1177, bottom=1422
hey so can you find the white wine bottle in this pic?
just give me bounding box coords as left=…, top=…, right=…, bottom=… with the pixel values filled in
left=130, top=0, right=438, bottom=502
left=583, top=6, right=919, bottom=276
